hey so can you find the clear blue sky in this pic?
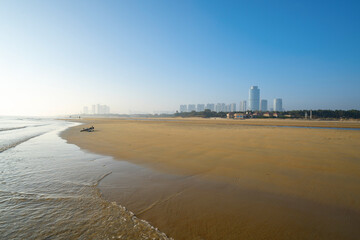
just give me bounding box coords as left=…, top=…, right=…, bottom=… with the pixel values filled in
left=0, top=0, right=359, bottom=115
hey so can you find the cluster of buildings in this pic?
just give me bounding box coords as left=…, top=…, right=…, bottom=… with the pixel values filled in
left=242, top=86, right=283, bottom=112
left=180, top=103, right=237, bottom=113
left=180, top=86, right=283, bottom=113
left=83, top=104, right=110, bottom=115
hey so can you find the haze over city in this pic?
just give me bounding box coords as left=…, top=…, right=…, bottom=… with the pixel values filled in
left=1, top=0, right=359, bottom=116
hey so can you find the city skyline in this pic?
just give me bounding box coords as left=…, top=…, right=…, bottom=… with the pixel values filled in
left=179, top=86, right=282, bottom=113
left=0, top=1, right=359, bottom=116
left=83, top=104, right=110, bottom=115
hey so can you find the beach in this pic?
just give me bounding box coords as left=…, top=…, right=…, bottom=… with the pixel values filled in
left=0, top=118, right=171, bottom=239
left=61, top=118, right=360, bottom=240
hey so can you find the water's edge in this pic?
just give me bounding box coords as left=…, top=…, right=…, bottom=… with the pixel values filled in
left=58, top=122, right=173, bottom=239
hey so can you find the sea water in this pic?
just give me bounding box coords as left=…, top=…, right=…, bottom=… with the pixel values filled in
left=0, top=117, right=170, bottom=239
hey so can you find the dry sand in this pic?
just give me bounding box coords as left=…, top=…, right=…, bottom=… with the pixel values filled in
left=61, top=118, right=360, bottom=240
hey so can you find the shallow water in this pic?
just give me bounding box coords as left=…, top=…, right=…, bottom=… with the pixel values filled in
left=0, top=117, right=170, bottom=239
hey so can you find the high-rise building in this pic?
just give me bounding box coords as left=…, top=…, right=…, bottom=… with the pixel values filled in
left=239, top=100, right=247, bottom=112
left=94, top=104, right=110, bottom=114
left=215, top=103, right=227, bottom=112
left=180, top=105, right=187, bottom=112
left=92, top=105, right=96, bottom=114
left=215, top=103, right=221, bottom=113
left=225, top=104, right=230, bottom=112
left=188, top=104, right=196, bottom=112
left=230, top=103, right=237, bottom=112
left=205, top=103, right=215, bottom=111
left=221, top=103, right=226, bottom=112
left=197, top=104, right=205, bottom=112
left=83, top=106, right=89, bottom=114
left=273, top=98, right=283, bottom=112
left=249, top=86, right=260, bottom=111
left=260, top=99, right=268, bottom=112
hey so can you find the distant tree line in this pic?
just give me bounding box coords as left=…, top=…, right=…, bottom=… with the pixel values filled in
left=280, top=110, right=360, bottom=119
left=174, top=109, right=227, bottom=118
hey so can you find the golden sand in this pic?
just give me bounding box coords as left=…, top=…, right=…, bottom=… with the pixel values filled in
left=61, top=118, right=360, bottom=240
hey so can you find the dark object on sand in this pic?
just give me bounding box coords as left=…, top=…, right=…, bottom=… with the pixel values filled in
left=80, top=126, right=94, bottom=132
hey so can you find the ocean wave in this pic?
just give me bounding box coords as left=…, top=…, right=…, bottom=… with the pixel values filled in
left=0, top=126, right=27, bottom=132
left=0, top=185, right=173, bottom=240
left=0, top=134, right=44, bottom=153
left=0, top=124, right=49, bottom=133
left=0, top=119, right=173, bottom=239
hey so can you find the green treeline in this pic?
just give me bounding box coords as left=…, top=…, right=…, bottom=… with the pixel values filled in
left=174, top=109, right=226, bottom=118
left=280, top=110, right=360, bottom=119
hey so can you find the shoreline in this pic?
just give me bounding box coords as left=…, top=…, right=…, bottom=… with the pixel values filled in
left=58, top=123, right=174, bottom=239
left=60, top=118, right=360, bottom=240
left=62, top=117, right=360, bottom=129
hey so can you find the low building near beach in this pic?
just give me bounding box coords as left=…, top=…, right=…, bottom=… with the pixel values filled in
left=227, top=113, right=234, bottom=119
left=234, top=113, right=246, bottom=119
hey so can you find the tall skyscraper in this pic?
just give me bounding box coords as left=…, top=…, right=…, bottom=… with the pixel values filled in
left=248, top=86, right=260, bottom=111
left=188, top=104, right=196, bottom=112
left=215, top=103, right=222, bottom=113
left=225, top=104, right=231, bottom=112
left=197, top=104, right=205, bottom=112
left=94, top=104, right=110, bottom=114
left=273, top=98, right=283, bottom=112
left=180, top=105, right=187, bottom=112
left=239, top=100, right=247, bottom=112
left=260, top=99, right=268, bottom=112
left=205, top=103, right=215, bottom=111
left=220, top=103, right=226, bottom=112
left=230, top=103, right=237, bottom=112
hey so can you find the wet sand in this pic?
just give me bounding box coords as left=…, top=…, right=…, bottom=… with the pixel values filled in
left=61, top=118, right=360, bottom=240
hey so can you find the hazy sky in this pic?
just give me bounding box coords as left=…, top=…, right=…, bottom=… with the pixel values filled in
left=1, top=0, right=359, bottom=115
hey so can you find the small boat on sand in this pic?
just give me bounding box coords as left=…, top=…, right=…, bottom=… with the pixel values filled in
left=80, top=126, right=94, bottom=132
